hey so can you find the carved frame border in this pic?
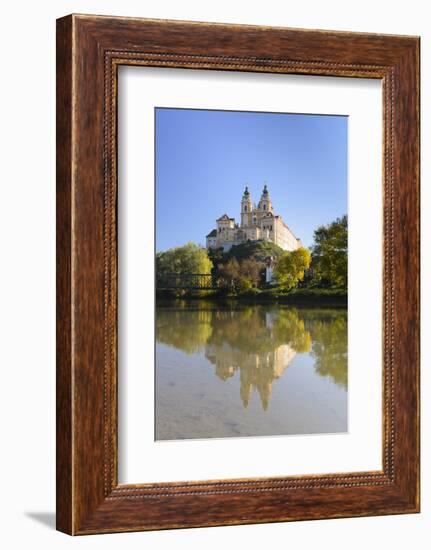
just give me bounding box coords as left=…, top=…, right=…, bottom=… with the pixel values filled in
left=56, top=15, right=419, bottom=534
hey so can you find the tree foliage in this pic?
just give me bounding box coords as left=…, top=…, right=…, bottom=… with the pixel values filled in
left=274, top=248, right=311, bottom=291
left=156, top=242, right=213, bottom=275
left=225, top=239, right=285, bottom=261
left=207, top=246, right=225, bottom=272
left=217, top=257, right=240, bottom=289
left=239, top=258, right=264, bottom=287
left=217, top=256, right=264, bottom=291
left=311, top=215, right=347, bottom=289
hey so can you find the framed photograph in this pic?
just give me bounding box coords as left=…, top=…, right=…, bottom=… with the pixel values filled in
left=56, top=14, right=420, bottom=534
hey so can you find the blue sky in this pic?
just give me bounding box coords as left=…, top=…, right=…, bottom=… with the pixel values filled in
left=155, top=108, right=347, bottom=251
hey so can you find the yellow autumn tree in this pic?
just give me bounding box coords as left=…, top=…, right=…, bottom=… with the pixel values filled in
left=274, top=247, right=311, bottom=291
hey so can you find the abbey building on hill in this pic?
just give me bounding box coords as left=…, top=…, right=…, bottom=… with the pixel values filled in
left=206, top=185, right=302, bottom=252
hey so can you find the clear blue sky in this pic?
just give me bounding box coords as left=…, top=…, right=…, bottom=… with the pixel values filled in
left=155, top=108, right=347, bottom=251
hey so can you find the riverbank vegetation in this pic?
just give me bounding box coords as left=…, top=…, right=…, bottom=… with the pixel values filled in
left=156, top=215, right=347, bottom=303
left=156, top=242, right=212, bottom=275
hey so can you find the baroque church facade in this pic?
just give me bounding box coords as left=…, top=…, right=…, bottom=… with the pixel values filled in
left=206, top=185, right=301, bottom=252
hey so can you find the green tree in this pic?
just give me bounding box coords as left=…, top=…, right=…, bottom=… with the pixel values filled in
left=207, top=246, right=225, bottom=275
left=156, top=242, right=213, bottom=275
left=225, top=239, right=285, bottom=261
left=274, top=248, right=311, bottom=291
left=311, top=215, right=347, bottom=289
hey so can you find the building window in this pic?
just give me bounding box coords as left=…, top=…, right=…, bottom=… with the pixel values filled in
left=244, top=205, right=247, bottom=212
left=263, top=204, right=266, bottom=210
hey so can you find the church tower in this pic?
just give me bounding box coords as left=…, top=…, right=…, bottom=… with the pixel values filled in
left=241, top=185, right=253, bottom=227
left=258, top=184, right=273, bottom=213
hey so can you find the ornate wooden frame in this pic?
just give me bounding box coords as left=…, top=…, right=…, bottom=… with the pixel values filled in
left=56, top=14, right=420, bottom=535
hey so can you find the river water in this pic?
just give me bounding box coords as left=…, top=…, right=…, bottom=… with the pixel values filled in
left=155, top=301, right=347, bottom=440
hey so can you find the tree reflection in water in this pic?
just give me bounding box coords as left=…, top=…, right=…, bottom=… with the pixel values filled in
left=307, top=310, right=348, bottom=389
left=156, top=302, right=347, bottom=410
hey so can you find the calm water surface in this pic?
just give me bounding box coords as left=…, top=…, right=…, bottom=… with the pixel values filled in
left=155, top=302, right=347, bottom=440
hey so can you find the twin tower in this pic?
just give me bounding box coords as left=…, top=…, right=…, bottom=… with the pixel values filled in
left=240, top=184, right=273, bottom=228
left=206, top=184, right=301, bottom=253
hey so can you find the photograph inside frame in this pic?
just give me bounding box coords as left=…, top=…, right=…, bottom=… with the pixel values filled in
left=154, top=107, right=348, bottom=441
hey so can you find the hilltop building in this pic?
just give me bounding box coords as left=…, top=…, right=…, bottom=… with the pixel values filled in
left=206, top=185, right=301, bottom=252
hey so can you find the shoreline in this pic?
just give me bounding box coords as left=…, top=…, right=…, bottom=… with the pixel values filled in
left=156, top=289, right=347, bottom=308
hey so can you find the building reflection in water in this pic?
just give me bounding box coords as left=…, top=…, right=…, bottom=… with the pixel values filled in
left=156, top=303, right=347, bottom=411
left=205, top=342, right=297, bottom=410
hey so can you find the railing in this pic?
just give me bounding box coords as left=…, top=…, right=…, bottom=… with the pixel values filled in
left=156, top=273, right=216, bottom=290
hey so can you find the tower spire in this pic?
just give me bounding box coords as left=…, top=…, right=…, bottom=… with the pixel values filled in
left=241, top=184, right=253, bottom=227
left=259, top=183, right=272, bottom=212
